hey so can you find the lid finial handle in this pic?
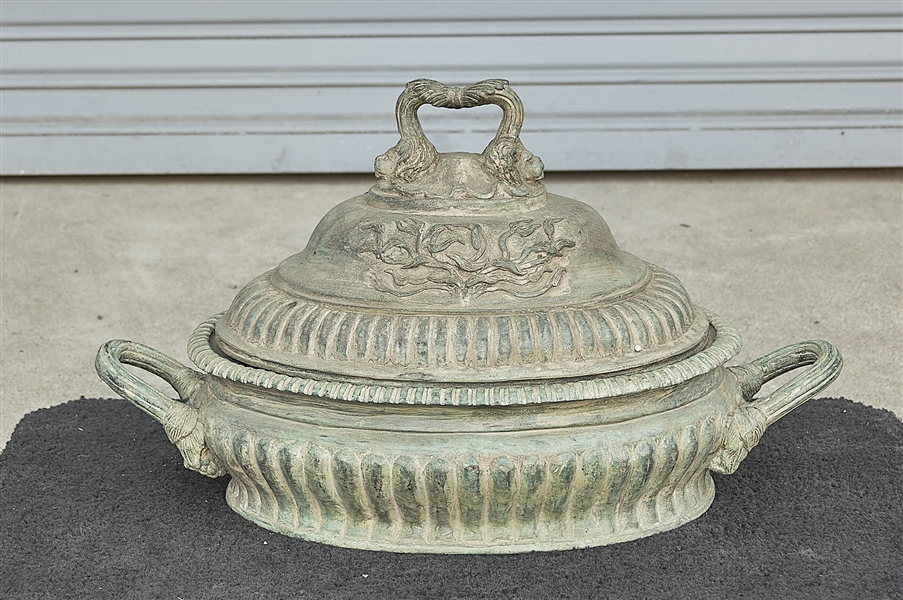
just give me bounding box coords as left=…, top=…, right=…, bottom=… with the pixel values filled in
left=375, top=79, right=544, bottom=196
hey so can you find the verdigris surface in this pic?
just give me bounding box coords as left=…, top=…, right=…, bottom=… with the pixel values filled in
left=96, top=79, right=842, bottom=553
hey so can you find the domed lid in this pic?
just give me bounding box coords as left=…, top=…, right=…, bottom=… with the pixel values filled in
left=210, top=79, right=711, bottom=398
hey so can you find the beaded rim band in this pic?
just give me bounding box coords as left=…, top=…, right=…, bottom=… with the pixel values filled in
left=188, top=309, right=741, bottom=407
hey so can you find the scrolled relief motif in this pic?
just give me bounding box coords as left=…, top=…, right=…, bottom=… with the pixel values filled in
left=353, top=217, right=576, bottom=301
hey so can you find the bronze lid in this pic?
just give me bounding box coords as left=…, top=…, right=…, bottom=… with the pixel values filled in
left=211, top=79, right=712, bottom=393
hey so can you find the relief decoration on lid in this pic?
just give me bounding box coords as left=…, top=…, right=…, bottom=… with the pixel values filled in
left=353, top=216, right=576, bottom=301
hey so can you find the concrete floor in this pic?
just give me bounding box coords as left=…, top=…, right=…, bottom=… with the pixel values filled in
left=1, top=170, right=901, bottom=450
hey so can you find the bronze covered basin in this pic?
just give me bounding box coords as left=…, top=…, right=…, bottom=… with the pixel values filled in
left=97, top=79, right=842, bottom=554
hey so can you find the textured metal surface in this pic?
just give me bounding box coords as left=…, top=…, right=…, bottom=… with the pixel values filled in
left=215, top=82, right=713, bottom=385
left=208, top=396, right=723, bottom=553
left=94, top=80, right=844, bottom=552
left=216, top=264, right=709, bottom=388
left=96, top=324, right=842, bottom=552
left=192, top=311, right=737, bottom=406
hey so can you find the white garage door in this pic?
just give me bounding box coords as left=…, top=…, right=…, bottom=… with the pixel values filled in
left=2, top=1, right=901, bottom=174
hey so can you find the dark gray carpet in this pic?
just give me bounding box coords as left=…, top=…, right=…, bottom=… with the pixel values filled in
left=1, top=397, right=901, bottom=600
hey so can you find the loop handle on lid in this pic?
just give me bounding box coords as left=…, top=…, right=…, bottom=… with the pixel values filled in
left=374, top=79, right=545, bottom=200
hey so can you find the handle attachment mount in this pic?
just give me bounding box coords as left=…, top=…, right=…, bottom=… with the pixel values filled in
left=710, top=340, right=842, bottom=474
left=96, top=340, right=226, bottom=478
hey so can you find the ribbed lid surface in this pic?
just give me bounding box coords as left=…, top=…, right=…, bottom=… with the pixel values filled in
left=210, top=79, right=712, bottom=397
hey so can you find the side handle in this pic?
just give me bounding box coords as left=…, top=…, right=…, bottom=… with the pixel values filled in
left=710, top=340, right=842, bottom=474
left=95, top=340, right=226, bottom=478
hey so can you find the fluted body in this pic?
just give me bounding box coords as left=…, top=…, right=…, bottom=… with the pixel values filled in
left=200, top=367, right=731, bottom=553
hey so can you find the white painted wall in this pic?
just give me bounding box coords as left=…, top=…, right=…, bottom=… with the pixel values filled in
left=1, top=1, right=901, bottom=174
